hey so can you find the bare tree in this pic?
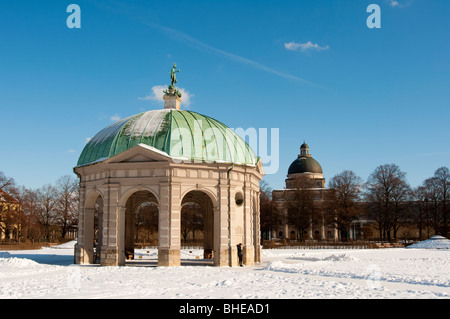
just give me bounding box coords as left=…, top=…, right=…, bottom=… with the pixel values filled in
left=364, top=164, right=411, bottom=242
left=259, top=180, right=280, bottom=240
left=0, top=171, right=15, bottom=192
left=287, top=176, right=316, bottom=241
left=390, top=174, right=412, bottom=240
left=136, top=203, right=158, bottom=242
left=325, top=170, right=362, bottom=240
left=433, top=167, right=450, bottom=237
left=19, top=187, right=41, bottom=239
left=181, top=203, right=204, bottom=242
left=422, top=177, right=442, bottom=236
left=411, top=186, right=430, bottom=241
left=37, top=184, right=57, bottom=240
left=54, top=175, right=79, bottom=238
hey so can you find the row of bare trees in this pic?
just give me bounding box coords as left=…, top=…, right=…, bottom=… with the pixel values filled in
left=364, top=165, right=449, bottom=241
left=2, top=163, right=449, bottom=243
left=260, top=165, right=450, bottom=242
left=0, top=171, right=79, bottom=242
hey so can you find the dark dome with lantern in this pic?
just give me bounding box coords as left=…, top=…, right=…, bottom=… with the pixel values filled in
left=287, top=142, right=323, bottom=175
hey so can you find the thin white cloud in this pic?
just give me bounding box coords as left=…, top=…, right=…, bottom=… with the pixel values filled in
left=139, top=85, right=193, bottom=108
left=387, top=0, right=412, bottom=8
left=110, top=114, right=121, bottom=122
left=389, top=0, right=400, bottom=6
left=89, top=0, right=319, bottom=86
left=153, top=24, right=317, bottom=84
left=66, top=149, right=76, bottom=153
left=284, top=41, right=330, bottom=53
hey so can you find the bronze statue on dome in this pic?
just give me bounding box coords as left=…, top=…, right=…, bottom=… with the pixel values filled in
left=170, top=64, right=180, bottom=87
left=164, top=64, right=182, bottom=97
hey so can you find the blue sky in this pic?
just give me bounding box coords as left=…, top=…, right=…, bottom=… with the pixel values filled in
left=1, top=0, right=449, bottom=191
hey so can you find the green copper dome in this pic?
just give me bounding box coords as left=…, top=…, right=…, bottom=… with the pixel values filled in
left=77, top=109, right=258, bottom=167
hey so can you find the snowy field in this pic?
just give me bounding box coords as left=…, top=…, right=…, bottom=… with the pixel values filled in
left=0, top=241, right=449, bottom=299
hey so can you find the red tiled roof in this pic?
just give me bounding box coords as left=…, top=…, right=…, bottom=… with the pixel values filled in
left=0, top=189, right=19, bottom=204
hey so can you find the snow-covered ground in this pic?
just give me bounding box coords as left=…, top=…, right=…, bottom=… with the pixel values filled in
left=0, top=241, right=449, bottom=299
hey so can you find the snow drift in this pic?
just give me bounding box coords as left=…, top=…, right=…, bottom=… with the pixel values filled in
left=407, top=235, right=450, bottom=249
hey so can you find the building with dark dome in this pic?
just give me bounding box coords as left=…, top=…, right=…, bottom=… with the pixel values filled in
left=271, top=142, right=336, bottom=241
left=286, top=142, right=325, bottom=189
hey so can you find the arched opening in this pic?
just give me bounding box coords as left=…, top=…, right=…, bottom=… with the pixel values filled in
left=290, top=230, right=296, bottom=240
left=181, top=190, right=215, bottom=265
left=93, top=196, right=103, bottom=263
left=123, top=190, right=159, bottom=263
left=314, top=230, right=320, bottom=240
left=181, top=202, right=204, bottom=245
left=78, top=192, right=103, bottom=264
left=135, top=202, right=159, bottom=246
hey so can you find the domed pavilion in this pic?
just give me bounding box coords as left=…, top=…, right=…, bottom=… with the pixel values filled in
left=74, top=70, right=264, bottom=267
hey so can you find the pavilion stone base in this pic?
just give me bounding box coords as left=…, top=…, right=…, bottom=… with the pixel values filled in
left=158, top=248, right=181, bottom=266
left=74, top=243, right=93, bottom=264
left=100, top=247, right=120, bottom=266
left=211, top=248, right=230, bottom=267
left=243, top=246, right=255, bottom=266
left=74, top=244, right=82, bottom=264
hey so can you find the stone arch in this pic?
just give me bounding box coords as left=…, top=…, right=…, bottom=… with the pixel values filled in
left=120, top=189, right=160, bottom=263
left=181, top=190, right=216, bottom=263
left=77, top=189, right=104, bottom=264
left=180, top=187, right=218, bottom=209
left=85, top=188, right=105, bottom=207
left=118, top=185, right=160, bottom=209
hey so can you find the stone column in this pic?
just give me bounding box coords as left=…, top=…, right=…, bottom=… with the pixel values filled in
left=75, top=208, right=95, bottom=264
left=124, top=199, right=135, bottom=259
left=96, top=198, right=104, bottom=262
left=117, top=206, right=126, bottom=265
left=308, top=218, right=313, bottom=239
left=74, top=186, right=86, bottom=264
left=321, top=216, right=326, bottom=240
left=158, top=181, right=181, bottom=266
left=282, top=208, right=289, bottom=239
left=253, top=190, right=261, bottom=263
left=203, top=198, right=214, bottom=259
left=243, top=181, right=254, bottom=266
left=216, top=176, right=231, bottom=266
left=100, top=183, right=121, bottom=266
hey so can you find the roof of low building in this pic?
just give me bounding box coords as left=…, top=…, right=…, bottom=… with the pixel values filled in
left=0, top=189, right=19, bottom=204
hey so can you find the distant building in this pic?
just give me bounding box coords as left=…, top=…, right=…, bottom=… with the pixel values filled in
left=271, top=142, right=337, bottom=241
left=0, top=189, right=22, bottom=240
